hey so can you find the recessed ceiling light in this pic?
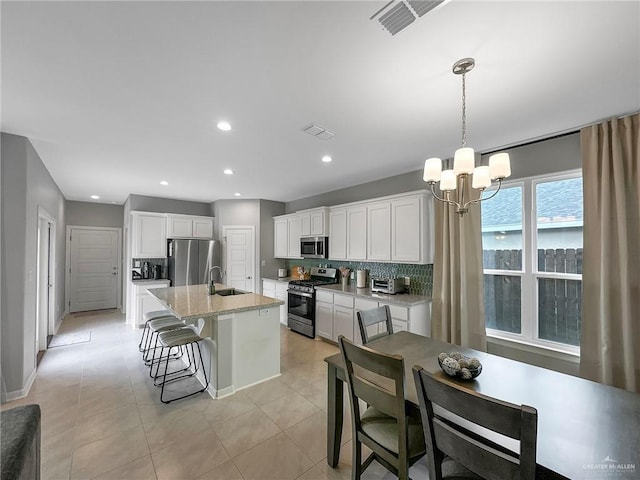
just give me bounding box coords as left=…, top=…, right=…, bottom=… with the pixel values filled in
left=217, top=121, right=232, bottom=131
left=160, top=180, right=169, bottom=186
left=234, top=192, right=242, bottom=197
left=224, top=168, right=234, bottom=175
left=90, top=195, right=100, bottom=199
left=322, top=155, right=333, bottom=163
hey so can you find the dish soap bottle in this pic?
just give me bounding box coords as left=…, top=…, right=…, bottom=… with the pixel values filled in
left=209, top=280, right=216, bottom=296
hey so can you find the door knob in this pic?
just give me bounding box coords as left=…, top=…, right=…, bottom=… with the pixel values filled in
left=246, top=276, right=252, bottom=279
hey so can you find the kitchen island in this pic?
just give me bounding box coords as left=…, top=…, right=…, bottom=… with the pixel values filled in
left=148, top=283, right=284, bottom=398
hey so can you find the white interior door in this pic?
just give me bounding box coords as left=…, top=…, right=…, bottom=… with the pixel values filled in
left=69, top=228, right=119, bottom=312
left=223, top=226, right=255, bottom=292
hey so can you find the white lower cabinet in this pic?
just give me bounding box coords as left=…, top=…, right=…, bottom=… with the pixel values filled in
left=262, top=278, right=288, bottom=325
left=316, top=301, right=334, bottom=340
left=315, top=288, right=431, bottom=343
left=131, top=280, right=170, bottom=327
left=275, top=281, right=289, bottom=325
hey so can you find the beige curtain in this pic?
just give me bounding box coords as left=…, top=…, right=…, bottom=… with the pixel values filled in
left=431, top=178, right=487, bottom=351
left=580, top=113, right=640, bottom=392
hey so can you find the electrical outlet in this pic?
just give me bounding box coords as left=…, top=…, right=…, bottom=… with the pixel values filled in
left=261, top=260, right=266, bottom=267
left=404, top=276, right=411, bottom=286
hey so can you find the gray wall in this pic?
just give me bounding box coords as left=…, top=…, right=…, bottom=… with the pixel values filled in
left=66, top=201, right=124, bottom=228
left=259, top=200, right=286, bottom=279
left=213, top=199, right=261, bottom=290
left=286, top=132, right=581, bottom=213
left=1, top=133, right=66, bottom=400
left=213, top=199, right=286, bottom=292
left=128, top=194, right=210, bottom=216
left=286, top=170, right=425, bottom=213
left=481, top=132, right=581, bottom=179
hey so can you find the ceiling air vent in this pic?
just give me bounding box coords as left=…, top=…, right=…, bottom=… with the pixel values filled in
left=407, top=0, right=446, bottom=17
left=372, top=0, right=449, bottom=35
left=378, top=2, right=415, bottom=36
left=303, top=124, right=335, bottom=140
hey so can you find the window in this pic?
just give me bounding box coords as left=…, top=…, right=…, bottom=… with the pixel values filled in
left=481, top=170, right=583, bottom=353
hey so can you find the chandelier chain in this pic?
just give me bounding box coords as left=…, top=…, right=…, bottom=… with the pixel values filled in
left=461, top=71, right=467, bottom=148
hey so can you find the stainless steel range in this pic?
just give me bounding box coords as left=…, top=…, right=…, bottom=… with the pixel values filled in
left=287, top=267, right=338, bottom=338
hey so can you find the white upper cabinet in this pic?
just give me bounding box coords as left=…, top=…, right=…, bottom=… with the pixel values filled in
left=329, top=208, right=347, bottom=260
left=287, top=215, right=302, bottom=258
left=346, top=206, right=367, bottom=261
left=367, top=202, right=391, bottom=261
left=167, top=215, right=192, bottom=238
left=274, top=217, right=289, bottom=258
left=273, top=217, right=289, bottom=258
left=192, top=217, right=214, bottom=238
left=167, top=214, right=213, bottom=239
left=391, top=196, right=423, bottom=263
left=275, top=191, right=433, bottom=264
left=131, top=212, right=167, bottom=258
left=331, top=190, right=433, bottom=264
left=300, top=207, right=329, bottom=237
left=273, top=213, right=303, bottom=258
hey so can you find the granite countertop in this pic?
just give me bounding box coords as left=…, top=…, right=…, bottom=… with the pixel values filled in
left=262, top=276, right=294, bottom=283
left=131, top=279, right=170, bottom=284
left=148, top=283, right=284, bottom=320
left=315, top=283, right=431, bottom=307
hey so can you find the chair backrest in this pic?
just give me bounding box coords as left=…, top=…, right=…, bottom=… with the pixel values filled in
left=357, top=305, right=393, bottom=344
left=412, top=366, right=538, bottom=480
left=338, top=335, right=407, bottom=430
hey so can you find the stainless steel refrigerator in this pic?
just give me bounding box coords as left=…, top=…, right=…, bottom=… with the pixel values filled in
left=167, top=239, right=222, bottom=286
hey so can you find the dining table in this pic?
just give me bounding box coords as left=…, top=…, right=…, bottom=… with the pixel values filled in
left=324, top=331, right=640, bottom=480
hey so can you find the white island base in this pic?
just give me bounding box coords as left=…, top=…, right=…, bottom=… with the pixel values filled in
left=148, top=284, right=284, bottom=400
left=200, top=306, right=281, bottom=398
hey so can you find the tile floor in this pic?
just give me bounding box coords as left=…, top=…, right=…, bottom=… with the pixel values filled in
left=2, top=309, right=430, bottom=480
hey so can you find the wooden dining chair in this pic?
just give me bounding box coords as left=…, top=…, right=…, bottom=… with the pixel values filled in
left=357, top=305, right=393, bottom=344
left=412, top=366, right=538, bottom=480
left=338, top=336, right=425, bottom=480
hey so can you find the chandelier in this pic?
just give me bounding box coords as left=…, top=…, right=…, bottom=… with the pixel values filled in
left=423, top=58, right=511, bottom=216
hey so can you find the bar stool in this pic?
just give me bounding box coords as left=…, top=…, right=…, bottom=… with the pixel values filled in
left=151, top=320, right=209, bottom=404
left=142, top=316, right=186, bottom=365
left=138, top=309, right=175, bottom=352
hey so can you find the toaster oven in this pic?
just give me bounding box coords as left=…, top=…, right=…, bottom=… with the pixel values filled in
left=370, top=277, right=406, bottom=295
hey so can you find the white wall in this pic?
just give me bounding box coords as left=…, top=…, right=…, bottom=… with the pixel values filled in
left=1, top=133, right=66, bottom=400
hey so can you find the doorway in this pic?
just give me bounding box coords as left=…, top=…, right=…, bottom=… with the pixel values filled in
left=36, top=208, right=56, bottom=354
left=66, top=226, right=121, bottom=313
left=222, top=226, right=256, bottom=292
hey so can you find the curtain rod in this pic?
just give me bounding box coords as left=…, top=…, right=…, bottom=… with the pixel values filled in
left=481, top=110, right=639, bottom=157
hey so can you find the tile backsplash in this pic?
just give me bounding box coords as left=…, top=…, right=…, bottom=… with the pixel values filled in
left=285, top=259, right=433, bottom=296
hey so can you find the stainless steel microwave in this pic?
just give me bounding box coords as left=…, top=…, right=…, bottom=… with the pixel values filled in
left=300, top=236, right=329, bottom=259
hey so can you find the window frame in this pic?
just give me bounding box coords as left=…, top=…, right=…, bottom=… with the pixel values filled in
left=482, top=169, right=582, bottom=356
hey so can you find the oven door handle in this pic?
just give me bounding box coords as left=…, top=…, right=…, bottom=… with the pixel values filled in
left=288, top=290, right=314, bottom=299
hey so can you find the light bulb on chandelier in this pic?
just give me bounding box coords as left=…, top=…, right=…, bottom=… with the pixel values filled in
left=423, top=58, right=511, bottom=216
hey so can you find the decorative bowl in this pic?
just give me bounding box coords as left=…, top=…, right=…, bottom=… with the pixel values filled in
left=437, top=352, right=482, bottom=380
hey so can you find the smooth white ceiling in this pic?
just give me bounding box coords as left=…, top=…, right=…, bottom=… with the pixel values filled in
left=2, top=1, right=639, bottom=205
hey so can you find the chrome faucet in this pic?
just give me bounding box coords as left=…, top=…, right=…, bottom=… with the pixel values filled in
left=209, top=265, right=223, bottom=285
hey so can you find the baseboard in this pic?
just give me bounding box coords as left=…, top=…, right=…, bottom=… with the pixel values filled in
left=3, top=368, right=37, bottom=402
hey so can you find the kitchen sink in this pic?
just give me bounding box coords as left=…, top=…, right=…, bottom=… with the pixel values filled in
left=215, top=289, right=247, bottom=296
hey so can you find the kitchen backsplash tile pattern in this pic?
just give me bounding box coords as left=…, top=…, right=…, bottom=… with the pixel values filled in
left=285, top=259, right=433, bottom=296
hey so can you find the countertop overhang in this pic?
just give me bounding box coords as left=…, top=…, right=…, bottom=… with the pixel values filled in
left=148, top=283, right=284, bottom=320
